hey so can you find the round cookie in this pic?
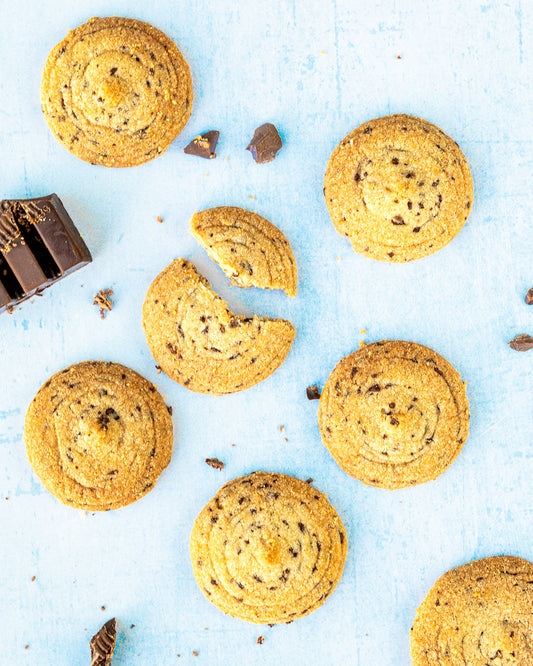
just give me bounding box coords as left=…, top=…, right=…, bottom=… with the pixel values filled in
left=318, top=341, right=469, bottom=489
left=41, top=17, right=193, bottom=167
left=324, top=114, right=473, bottom=262
left=24, top=361, right=173, bottom=510
left=190, top=472, right=347, bottom=624
left=190, top=206, right=298, bottom=297
left=142, top=258, right=295, bottom=395
left=411, top=556, right=533, bottom=665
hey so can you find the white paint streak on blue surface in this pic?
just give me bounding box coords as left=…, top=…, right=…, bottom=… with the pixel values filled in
left=0, top=0, right=532, bottom=663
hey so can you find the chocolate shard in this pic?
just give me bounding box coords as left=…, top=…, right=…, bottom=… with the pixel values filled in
left=525, top=288, right=533, bottom=305
left=0, top=194, right=92, bottom=314
left=205, top=457, right=225, bottom=470
left=184, top=131, right=219, bottom=159
left=90, top=618, right=116, bottom=666
left=509, top=334, right=533, bottom=351
left=246, top=123, right=282, bottom=163
left=306, top=384, right=321, bottom=400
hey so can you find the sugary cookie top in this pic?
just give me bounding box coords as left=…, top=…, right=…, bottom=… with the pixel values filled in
left=142, top=259, right=295, bottom=395
left=318, top=340, right=469, bottom=489
left=24, top=361, right=173, bottom=510
left=41, top=16, right=193, bottom=167
left=324, top=114, right=473, bottom=262
left=190, top=472, right=347, bottom=624
left=411, top=556, right=533, bottom=665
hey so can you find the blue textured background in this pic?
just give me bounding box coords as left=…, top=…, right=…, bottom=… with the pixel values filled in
left=1, top=1, right=532, bottom=664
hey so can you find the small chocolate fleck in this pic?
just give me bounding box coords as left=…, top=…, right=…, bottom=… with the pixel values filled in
left=509, top=334, right=533, bottom=351
left=306, top=384, right=321, bottom=400
left=93, top=289, right=113, bottom=319
left=205, top=457, right=225, bottom=470
left=246, top=123, right=282, bottom=163
left=257, top=636, right=265, bottom=645
left=184, top=131, right=219, bottom=159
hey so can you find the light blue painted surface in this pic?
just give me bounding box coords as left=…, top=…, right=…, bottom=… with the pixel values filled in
left=0, top=0, right=532, bottom=663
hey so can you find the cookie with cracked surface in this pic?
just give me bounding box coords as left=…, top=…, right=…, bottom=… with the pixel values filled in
left=190, top=206, right=297, bottom=297
left=411, top=556, right=533, bottom=665
left=324, top=114, right=473, bottom=262
left=41, top=16, right=193, bottom=167
left=142, top=259, right=295, bottom=395
left=318, top=341, right=469, bottom=489
left=190, top=472, right=347, bottom=624
left=24, top=361, right=173, bottom=510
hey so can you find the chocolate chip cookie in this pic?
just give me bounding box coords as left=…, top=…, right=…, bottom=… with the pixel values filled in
left=41, top=17, right=193, bottom=167
left=142, top=259, right=295, bottom=395
left=190, top=472, right=347, bottom=624
left=190, top=206, right=297, bottom=297
left=411, top=556, right=533, bottom=665
left=24, top=361, right=173, bottom=510
left=324, top=114, right=473, bottom=262
left=318, top=341, right=469, bottom=489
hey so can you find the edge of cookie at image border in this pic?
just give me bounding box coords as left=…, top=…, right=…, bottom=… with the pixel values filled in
left=323, top=114, right=474, bottom=262
left=317, top=340, right=470, bottom=490
left=189, top=471, right=348, bottom=624
left=40, top=16, right=193, bottom=167
left=23, top=360, right=174, bottom=511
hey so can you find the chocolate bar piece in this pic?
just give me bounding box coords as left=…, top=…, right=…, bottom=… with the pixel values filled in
left=246, top=123, right=283, bottom=163
left=184, top=131, right=219, bottom=159
left=0, top=194, right=92, bottom=313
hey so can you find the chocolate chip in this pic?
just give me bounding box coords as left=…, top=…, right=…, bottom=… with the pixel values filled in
left=246, top=123, right=282, bottom=163
left=205, top=457, right=225, bottom=470
left=509, top=334, right=533, bottom=351
left=391, top=215, right=405, bottom=225
left=306, top=384, right=321, bottom=400
left=525, top=288, right=533, bottom=305
left=184, top=131, right=219, bottom=159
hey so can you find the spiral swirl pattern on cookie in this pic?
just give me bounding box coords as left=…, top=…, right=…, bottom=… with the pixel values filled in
left=190, top=207, right=298, bottom=297
left=324, top=114, right=473, bottom=262
left=411, top=556, right=533, bottom=665
left=190, top=472, right=347, bottom=624
left=41, top=17, right=193, bottom=167
left=142, top=259, right=295, bottom=395
left=24, top=361, right=173, bottom=510
left=318, top=341, right=469, bottom=489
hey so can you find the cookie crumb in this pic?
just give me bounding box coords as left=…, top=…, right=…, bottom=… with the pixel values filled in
left=93, top=289, right=113, bottom=319
left=306, top=385, right=321, bottom=400
left=6, top=304, right=14, bottom=314
left=155, top=364, right=162, bottom=374
left=359, top=340, right=366, bottom=348
left=156, top=216, right=163, bottom=223
left=360, top=328, right=366, bottom=334
left=205, top=457, right=225, bottom=470
left=31, top=576, right=36, bottom=582
left=397, top=55, right=402, bottom=59
left=192, top=651, right=199, bottom=657
left=101, top=606, right=106, bottom=611
left=24, top=645, right=29, bottom=650
left=257, top=636, right=264, bottom=645
left=279, top=425, right=285, bottom=433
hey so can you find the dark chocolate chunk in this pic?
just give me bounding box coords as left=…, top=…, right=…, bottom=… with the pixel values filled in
left=0, top=194, right=91, bottom=314
left=525, top=288, right=533, bottom=305
left=205, top=457, right=225, bottom=470
left=246, top=123, right=282, bottom=163
left=93, top=288, right=113, bottom=319
left=90, top=618, right=116, bottom=666
left=306, top=384, right=321, bottom=400
left=184, top=131, right=219, bottom=159
left=509, top=334, right=533, bottom=351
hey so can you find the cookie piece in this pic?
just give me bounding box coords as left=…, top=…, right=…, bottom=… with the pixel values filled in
left=41, top=17, right=193, bottom=167
left=324, top=114, right=473, bottom=262
left=411, top=556, right=533, bottom=665
left=190, top=206, right=297, bottom=297
left=318, top=341, right=469, bottom=489
left=24, top=361, right=173, bottom=510
left=142, top=259, right=295, bottom=395
left=190, top=472, right=347, bottom=624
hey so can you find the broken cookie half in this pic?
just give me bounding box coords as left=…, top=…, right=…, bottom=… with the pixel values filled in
left=190, top=206, right=297, bottom=297
left=142, top=259, right=295, bottom=395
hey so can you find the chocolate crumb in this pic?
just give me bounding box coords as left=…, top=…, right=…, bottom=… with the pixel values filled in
left=156, top=216, right=163, bottom=223
left=155, top=365, right=162, bottom=374
left=257, top=636, right=265, bottom=645
left=246, top=123, right=282, bottom=163
left=101, top=606, right=106, bottom=611
left=397, top=55, right=402, bottom=59
left=305, top=478, right=314, bottom=484
left=89, top=618, right=116, bottom=666
left=130, top=624, right=135, bottom=629
left=167, top=405, right=173, bottom=416
left=93, top=289, right=113, bottom=319
left=525, top=288, right=533, bottom=305
left=306, top=385, right=321, bottom=400
left=184, top=131, right=219, bottom=159
left=509, top=334, right=533, bottom=351
left=205, top=457, right=225, bottom=470
left=25, top=645, right=29, bottom=650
